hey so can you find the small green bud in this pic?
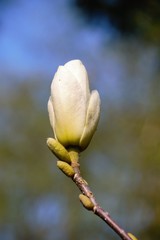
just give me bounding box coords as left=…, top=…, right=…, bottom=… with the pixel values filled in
left=57, top=161, right=75, bottom=178
left=128, top=233, right=138, bottom=240
left=79, top=194, right=94, bottom=211
left=47, top=138, right=71, bottom=163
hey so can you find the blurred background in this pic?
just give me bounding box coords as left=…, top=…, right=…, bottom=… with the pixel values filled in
left=0, top=0, right=160, bottom=239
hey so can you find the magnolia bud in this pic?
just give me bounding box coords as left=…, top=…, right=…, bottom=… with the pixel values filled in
left=48, top=60, right=100, bottom=151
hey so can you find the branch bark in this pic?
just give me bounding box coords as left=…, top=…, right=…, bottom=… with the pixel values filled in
left=68, top=149, right=132, bottom=240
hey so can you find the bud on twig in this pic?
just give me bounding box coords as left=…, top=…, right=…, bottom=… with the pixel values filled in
left=57, top=161, right=75, bottom=178
left=128, top=233, right=138, bottom=240
left=79, top=194, right=94, bottom=210
left=47, top=138, right=71, bottom=163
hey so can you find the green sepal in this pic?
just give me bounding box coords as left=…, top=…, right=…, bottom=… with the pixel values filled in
left=79, top=194, right=94, bottom=211
left=128, top=233, right=138, bottom=240
left=47, top=138, right=71, bottom=163
left=57, top=161, right=75, bottom=178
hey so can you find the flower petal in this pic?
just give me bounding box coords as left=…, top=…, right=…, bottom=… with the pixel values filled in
left=51, top=65, right=88, bottom=147
left=64, top=60, right=90, bottom=101
left=47, top=97, right=57, bottom=138
left=80, top=90, right=100, bottom=150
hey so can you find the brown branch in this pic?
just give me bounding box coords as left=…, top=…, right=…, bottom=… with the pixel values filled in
left=69, top=149, right=132, bottom=240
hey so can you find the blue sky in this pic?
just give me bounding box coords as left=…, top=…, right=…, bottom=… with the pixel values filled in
left=0, top=0, right=106, bottom=76
left=0, top=0, right=157, bottom=106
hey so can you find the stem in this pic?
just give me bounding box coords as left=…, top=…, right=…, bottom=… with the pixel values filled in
left=68, top=149, right=132, bottom=240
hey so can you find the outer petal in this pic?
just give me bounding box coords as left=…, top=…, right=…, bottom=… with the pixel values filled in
left=47, top=97, right=57, bottom=138
left=64, top=60, right=90, bottom=102
left=80, top=90, right=100, bottom=150
left=51, top=65, right=87, bottom=147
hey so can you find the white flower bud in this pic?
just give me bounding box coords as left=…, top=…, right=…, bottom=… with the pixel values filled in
left=48, top=59, right=100, bottom=151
